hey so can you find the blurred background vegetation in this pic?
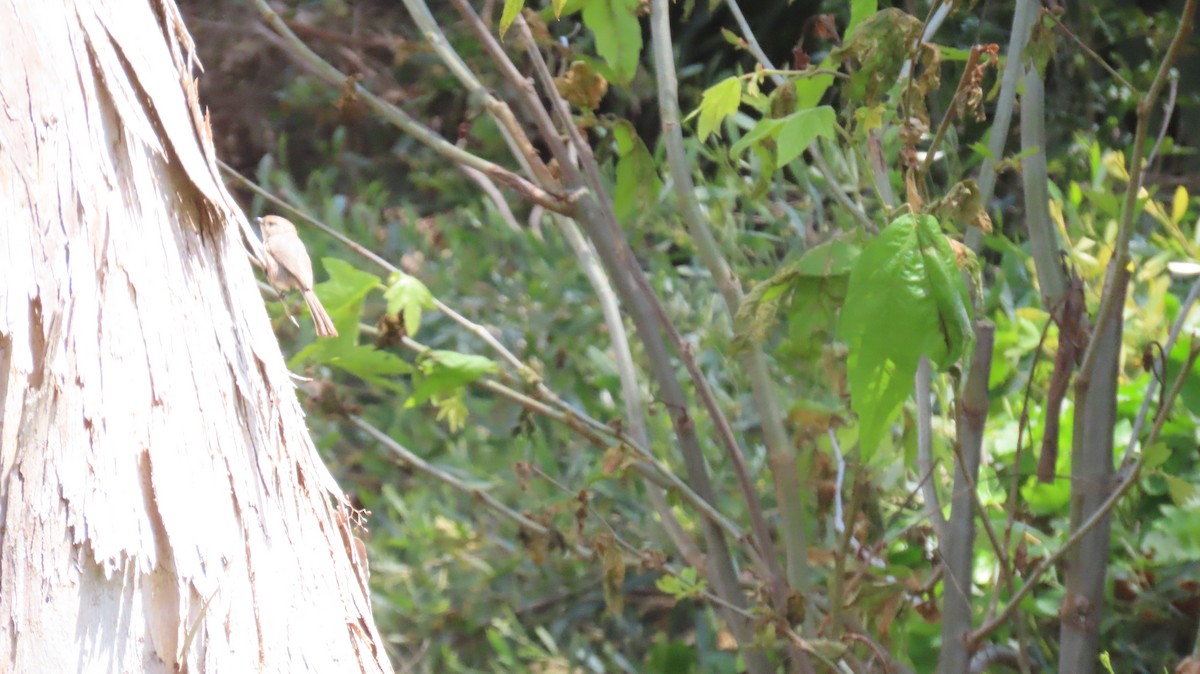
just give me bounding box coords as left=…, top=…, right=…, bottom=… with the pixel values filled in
left=183, top=0, right=1200, bottom=671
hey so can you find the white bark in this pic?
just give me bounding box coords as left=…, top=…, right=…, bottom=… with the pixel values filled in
left=0, top=1, right=392, bottom=672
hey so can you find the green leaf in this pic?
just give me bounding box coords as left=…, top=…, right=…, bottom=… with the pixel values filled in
left=845, top=0, right=877, bottom=40
left=383, top=272, right=435, bottom=337
left=730, top=236, right=860, bottom=356
left=1142, top=442, right=1172, bottom=471
left=794, top=75, right=834, bottom=110
left=552, top=0, right=567, bottom=19
left=914, top=214, right=974, bottom=368
left=655, top=567, right=706, bottom=600
left=288, top=257, right=379, bottom=353
left=316, top=344, right=412, bottom=391
left=581, top=0, right=642, bottom=86
left=724, top=233, right=859, bottom=354
left=729, top=116, right=784, bottom=157
left=408, top=350, right=500, bottom=407
left=969, top=142, right=995, bottom=161
left=499, top=0, right=524, bottom=39
left=719, top=27, right=745, bottom=48
left=645, top=639, right=697, bottom=674
left=696, top=76, right=742, bottom=140
left=829, top=8, right=923, bottom=105
left=730, top=105, right=836, bottom=166
left=1164, top=474, right=1197, bottom=506
left=612, top=120, right=663, bottom=223
left=785, top=277, right=850, bottom=359
left=839, top=214, right=974, bottom=455
left=795, top=236, right=862, bottom=277
left=775, top=106, right=838, bottom=167
left=317, top=257, right=380, bottom=311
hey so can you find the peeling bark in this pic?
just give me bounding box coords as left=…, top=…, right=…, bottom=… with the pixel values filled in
left=0, top=1, right=392, bottom=672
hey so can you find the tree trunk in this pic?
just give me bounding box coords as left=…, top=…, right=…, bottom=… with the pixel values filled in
left=0, top=1, right=392, bottom=672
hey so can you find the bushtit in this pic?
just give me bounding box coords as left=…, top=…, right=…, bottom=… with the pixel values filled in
left=258, top=215, right=338, bottom=338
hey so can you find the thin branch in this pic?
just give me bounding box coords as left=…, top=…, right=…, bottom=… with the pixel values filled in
left=915, top=358, right=947, bottom=538
left=651, top=7, right=878, bottom=634
left=1079, top=0, right=1197, bottom=384
left=249, top=0, right=573, bottom=214
left=1020, top=49, right=1070, bottom=304
left=473, top=17, right=765, bottom=668
left=966, top=0, right=1040, bottom=251
left=1145, top=74, right=1179, bottom=172
left=391, top=328, right=748, bottom=545
left=459, top=165, right=522, bottom=233
left=349, top=414, right=579, bottom=543
left=646, top=0, right=804, bottom=617
left=446, top=0, right=578, bottom=185
left=1145, top=342, right=1200, bottom=452
left=1120, top=275, right=1200, bottom=469
left=723, top=0, right=778, bottom=80
left=1046, top=9, right=1135, bottom=94
left=401, top=0, right=557, bottom=188
left=969, top=455, right=1144, bottom=646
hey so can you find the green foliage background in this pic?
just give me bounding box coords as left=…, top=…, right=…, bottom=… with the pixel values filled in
left=187, top=0, right=1200, bottom=671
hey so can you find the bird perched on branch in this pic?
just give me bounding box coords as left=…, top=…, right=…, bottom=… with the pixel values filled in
left=258, top=215, right=338, bottom=338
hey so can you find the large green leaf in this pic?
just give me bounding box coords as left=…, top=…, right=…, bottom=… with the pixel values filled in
left=581, top=0, right=642, bottom=86
left=839, top=214, right=973, bottom=455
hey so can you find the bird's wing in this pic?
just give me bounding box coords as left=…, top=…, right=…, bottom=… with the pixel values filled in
left=270, top=236, right=315, bottom=290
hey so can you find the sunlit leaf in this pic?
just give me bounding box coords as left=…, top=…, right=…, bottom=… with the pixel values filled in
left=499, top=0, right=524, bottom=38
left=1143, top=443, right=1172, bottom=471
left=776, top=106, right=838, bottom=166
left=384, top=272, right=435, bottom=337
left=1172, top=185, right=1189, bottom=225
left=730, top=105, right=836, bottom=167
left=696, top=76, right=742, bottom=140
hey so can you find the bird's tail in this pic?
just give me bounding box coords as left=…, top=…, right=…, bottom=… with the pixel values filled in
left=303, top=290, right=339, bottom=338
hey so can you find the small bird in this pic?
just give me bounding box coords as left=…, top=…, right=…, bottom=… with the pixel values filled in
left=258, top=215, right=338, bottom=338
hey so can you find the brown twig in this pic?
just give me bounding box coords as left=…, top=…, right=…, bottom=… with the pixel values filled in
left=1036, top=272, right=1086, bottom=483
left=919, top=45, right=984, bottom=179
